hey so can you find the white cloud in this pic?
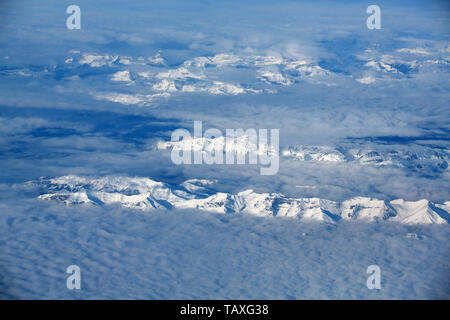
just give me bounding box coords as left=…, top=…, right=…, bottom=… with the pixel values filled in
left=111, top=70, right=132, bottom=82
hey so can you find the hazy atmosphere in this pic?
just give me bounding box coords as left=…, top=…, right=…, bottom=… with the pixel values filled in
left=0, top=0, right=449, bottom=299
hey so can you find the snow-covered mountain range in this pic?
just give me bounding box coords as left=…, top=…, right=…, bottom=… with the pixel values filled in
left=282, top=145, right=449, bottom=168
left=157, top=138, right=449, bottom=175
left=31, top=175, right=449, bottom=225
left=5, top=44, right=448, bottom=107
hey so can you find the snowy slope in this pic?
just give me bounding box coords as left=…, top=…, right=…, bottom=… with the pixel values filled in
left=390, top=199, right=450, bottom=225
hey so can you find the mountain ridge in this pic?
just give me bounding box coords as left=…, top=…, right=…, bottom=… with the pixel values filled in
left=30, top=175, right=450, bottom=225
